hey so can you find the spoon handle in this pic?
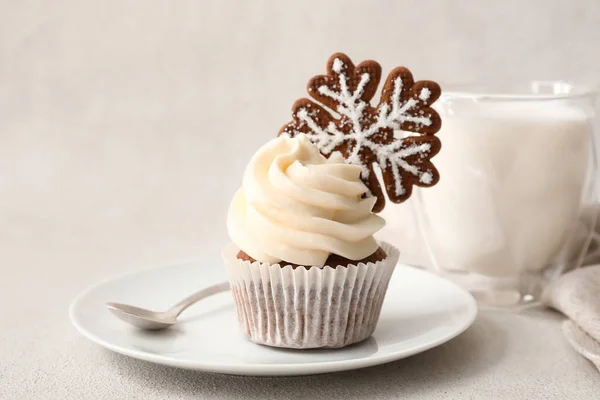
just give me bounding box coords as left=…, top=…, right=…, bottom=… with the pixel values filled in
left=169, top=281, right=230, bottom=317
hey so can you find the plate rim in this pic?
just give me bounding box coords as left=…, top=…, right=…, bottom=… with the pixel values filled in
left=69, top=261, right=478, bottom=376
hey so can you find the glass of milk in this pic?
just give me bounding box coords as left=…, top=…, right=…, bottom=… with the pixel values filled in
left=413, top=81, right=598, bottom=308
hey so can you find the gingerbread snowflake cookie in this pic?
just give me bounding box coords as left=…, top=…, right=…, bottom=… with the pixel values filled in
left=279, top=52, right=442, bottom=212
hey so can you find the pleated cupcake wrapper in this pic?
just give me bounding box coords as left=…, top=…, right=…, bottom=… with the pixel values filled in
left=222, top=242, right=399, bottom=349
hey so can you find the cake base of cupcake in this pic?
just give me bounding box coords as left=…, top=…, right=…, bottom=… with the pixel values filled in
left=236, top=246, right=388, bottom=269
left=222, top=242, right=399, bottom=349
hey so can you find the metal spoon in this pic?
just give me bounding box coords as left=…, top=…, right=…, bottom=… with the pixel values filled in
left=106, top=281, right=230, bottom=330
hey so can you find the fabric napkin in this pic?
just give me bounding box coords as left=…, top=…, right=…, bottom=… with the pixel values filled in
left=538, top=204, right=600, bottom=371
left=544, top=264, right=600, bottom=372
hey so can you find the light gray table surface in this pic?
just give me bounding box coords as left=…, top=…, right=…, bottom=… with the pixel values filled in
left=1, top=227, right=599, bottom=400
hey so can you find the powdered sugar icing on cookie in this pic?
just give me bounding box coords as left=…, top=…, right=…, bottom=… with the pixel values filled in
left=280, top=53, right=442, bottom=212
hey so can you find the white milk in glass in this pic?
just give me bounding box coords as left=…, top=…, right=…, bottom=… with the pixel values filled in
left=417, top=98, right=593, bottom=284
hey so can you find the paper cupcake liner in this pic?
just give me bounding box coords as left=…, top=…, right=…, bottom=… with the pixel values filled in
left=222, top=242, right=399, bottom=349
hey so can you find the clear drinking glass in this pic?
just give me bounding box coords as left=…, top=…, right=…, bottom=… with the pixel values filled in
left=414, top=81, right=598, bottom=308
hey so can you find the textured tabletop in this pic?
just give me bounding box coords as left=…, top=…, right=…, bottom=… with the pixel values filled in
left=2, top=1, right=600, bottom=398
left=1, top=225, right=599, bottom=400
left=2, top=238, right=600, bottom=400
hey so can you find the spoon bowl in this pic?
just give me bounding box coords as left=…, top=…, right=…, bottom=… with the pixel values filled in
left=106, top=303, right=178, bottom=330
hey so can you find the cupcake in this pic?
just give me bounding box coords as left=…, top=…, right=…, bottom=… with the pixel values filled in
left=223, top=53, right=442, bottom=349
left=224, top=134, right=398, bottom=348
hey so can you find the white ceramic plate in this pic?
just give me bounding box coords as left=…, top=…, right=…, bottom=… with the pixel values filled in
left=70, top=260, right=477, bottom=376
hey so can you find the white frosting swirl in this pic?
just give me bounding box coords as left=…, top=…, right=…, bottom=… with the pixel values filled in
left=227, top=134, right=385, bottom=267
